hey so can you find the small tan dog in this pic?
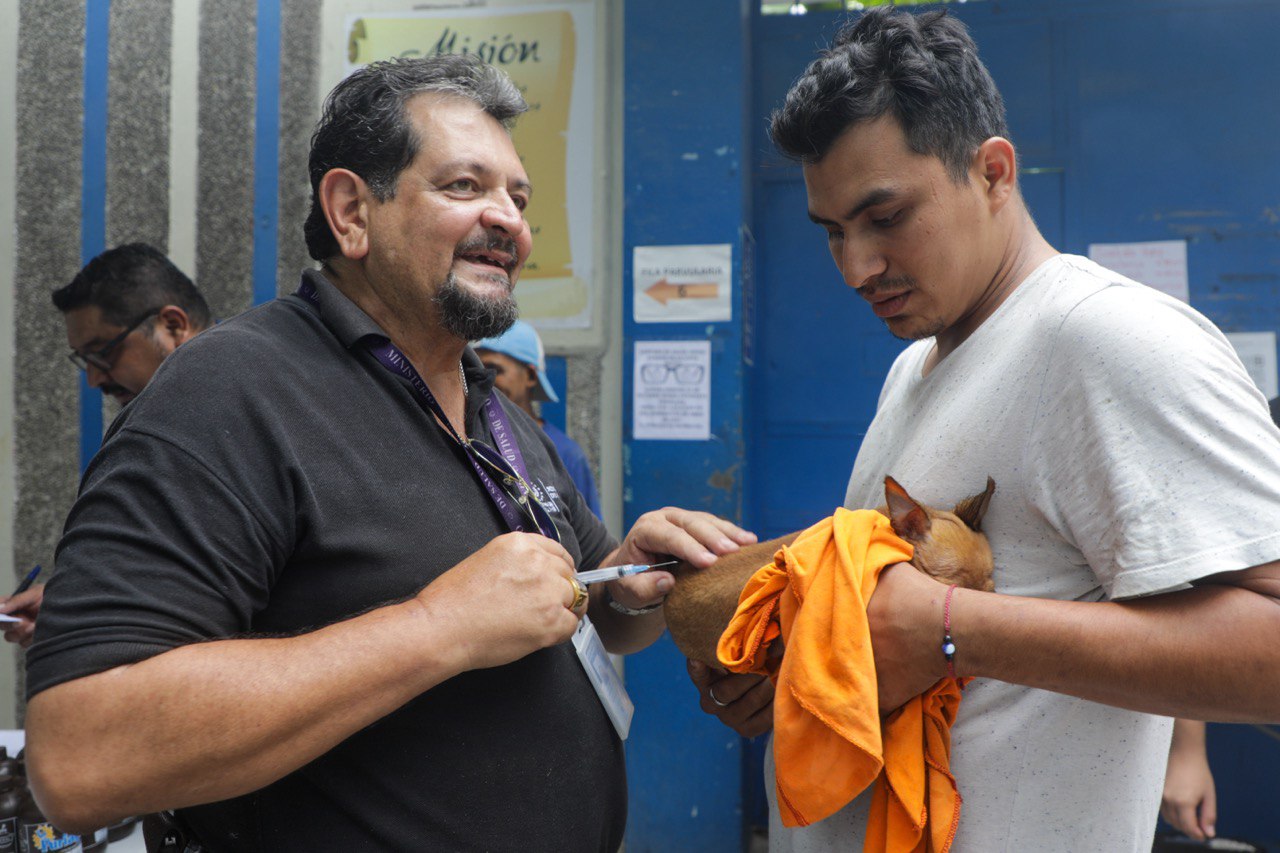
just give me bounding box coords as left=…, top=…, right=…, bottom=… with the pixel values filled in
left=663, top=476, right=996, bottom=666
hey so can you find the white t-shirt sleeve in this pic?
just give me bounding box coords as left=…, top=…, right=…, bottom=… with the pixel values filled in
left=1024, top=283, right=1280, bottom=599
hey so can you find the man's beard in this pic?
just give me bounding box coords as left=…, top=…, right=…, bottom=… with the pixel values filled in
left=865, top=275, right=944, bottom=341
left=887, top=317, right=946, bottom=342
left=433, top=271, right=519, bottom=341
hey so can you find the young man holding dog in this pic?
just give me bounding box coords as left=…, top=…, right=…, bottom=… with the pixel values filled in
left=691, top=8, right=1280, bottom=849
left=22, top=54, right=753, bottom=851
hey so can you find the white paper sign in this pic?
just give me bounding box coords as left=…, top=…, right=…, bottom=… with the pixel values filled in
left=633, top=244, right=732, bottom=323
left=633, top=340, right=711, bottom=440
left=1087, top=240, right=1189, bottom=302
left=1226, top=331, right=1279, bottom=400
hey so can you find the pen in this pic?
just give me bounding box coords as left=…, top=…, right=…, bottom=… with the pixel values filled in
left=10, top=565, right=41, bottom=598
left=575, top=560, right=678, bottom=586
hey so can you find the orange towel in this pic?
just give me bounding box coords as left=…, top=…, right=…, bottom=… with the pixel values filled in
left=716, top=508, right=965, bottom=853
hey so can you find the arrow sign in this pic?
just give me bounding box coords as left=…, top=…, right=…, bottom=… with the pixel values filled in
left=633, top=243, right=733, bottom=323
left=645, top=279, right=720, bottom=305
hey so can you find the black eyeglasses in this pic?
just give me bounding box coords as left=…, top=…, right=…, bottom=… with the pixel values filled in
left=67, top=310, right=159, bottom=373
left=467, top=437, right=562, bottom=543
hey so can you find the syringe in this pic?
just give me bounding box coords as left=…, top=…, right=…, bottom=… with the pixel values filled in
left=575, top=560, right=678, bottom=586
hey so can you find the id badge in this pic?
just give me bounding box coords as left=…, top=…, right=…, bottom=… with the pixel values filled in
left=572, top=616, right=634, bottom=741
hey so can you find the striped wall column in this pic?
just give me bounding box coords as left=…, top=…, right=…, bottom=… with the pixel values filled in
left=107, top=1, right=172, bottom=251
left=0, top=0, right=16, bottom=726
left=197, top=0, right=258, bottom=320
left=12, top=0, right=90, bottom=724
left=277, top=0, right=322, bottom=294
left=97, top=0, right=174, bottom=436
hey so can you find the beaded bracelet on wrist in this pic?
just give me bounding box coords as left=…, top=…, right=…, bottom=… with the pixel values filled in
left=942, top=584, right=960, bottom=686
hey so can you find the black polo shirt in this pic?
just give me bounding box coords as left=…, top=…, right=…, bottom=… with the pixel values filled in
left=28, top=270, right=623, bottom=852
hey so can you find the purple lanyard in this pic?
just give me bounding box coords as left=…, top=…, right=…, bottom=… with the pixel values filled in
left=297, top=280, right=554, bottom=538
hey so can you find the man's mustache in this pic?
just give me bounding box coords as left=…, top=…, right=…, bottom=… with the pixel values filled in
left=860, top=276, right=917, bottom=300
left=456, top=234, right=519, bottom=272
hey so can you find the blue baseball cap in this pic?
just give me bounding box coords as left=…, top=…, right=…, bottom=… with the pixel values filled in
left=473, top=320, right=559, bottom=403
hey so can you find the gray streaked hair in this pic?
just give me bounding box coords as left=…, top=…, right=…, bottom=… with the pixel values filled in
left=304, top=53, right=527, bottom=261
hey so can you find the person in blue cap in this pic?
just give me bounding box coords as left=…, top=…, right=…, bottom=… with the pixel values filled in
left=475, top=320, right=603, bottom=519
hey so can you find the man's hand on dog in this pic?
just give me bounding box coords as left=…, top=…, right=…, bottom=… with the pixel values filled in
left=608, top=507, right=757, bottom=609
left=867, top=562, right=951, bottom=712
left=687, top=659, right=774, bottom=739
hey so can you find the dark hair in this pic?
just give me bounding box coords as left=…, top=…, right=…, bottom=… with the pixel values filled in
left=52, top=243, right=212, bottom=329
left=769, top=8, right=1008, bottom=182
left=303, top=53, right=528, bottom=261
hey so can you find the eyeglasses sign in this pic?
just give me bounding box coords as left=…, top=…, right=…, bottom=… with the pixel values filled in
left=640, top=363, right=705, bottom=385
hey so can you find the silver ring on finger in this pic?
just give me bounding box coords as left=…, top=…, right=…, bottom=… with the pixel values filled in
left=708, top=685, right=730, bottom=708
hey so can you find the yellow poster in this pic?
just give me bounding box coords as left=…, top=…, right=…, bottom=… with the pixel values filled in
left=346, top=7, right=592, bottom=327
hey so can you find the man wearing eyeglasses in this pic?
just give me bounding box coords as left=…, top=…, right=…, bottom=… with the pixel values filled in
left=55, top=242, right=211, bottom=407
left=0, top=244, right=211, bottom=648
left=22, top=54, right=755, bottom=852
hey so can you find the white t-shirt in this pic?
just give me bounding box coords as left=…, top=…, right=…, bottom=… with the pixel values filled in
left=767, top=254, right=1280, bottom=852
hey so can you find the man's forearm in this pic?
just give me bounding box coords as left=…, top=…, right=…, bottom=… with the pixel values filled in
left=950, top=568, right=1280, bottom=721
left=27, top=597, right=462, bottom=833
left=27, top=530, right=588, bottom=833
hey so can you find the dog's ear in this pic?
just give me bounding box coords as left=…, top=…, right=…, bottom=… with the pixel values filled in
left=953, top=476, right=996, bottom=532
left=884, top=476, right=930, bottom=540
